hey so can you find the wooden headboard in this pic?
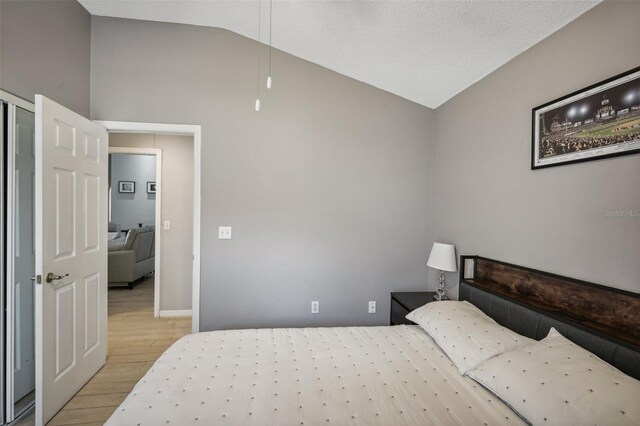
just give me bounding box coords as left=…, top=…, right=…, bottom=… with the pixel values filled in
left=459, top=256, right=640, bottom=347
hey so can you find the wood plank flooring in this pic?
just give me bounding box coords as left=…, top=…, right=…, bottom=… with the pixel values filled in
left=47, top=277, right=191, bottom=425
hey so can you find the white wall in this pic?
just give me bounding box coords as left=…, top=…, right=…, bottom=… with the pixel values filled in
left=110, top=133, right=194, bottom=311
left=432, top=0, right=640, bottom=297
left=110, top=153, right=156, bottom=230
left=0, top=0, right=91, bottom=116
left=91, top=19, right=435, bottom=330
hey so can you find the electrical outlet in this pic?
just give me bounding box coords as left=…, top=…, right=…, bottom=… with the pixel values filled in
left=311, top=301, right=319, bottom=314
left=368, top=301, right=376, bottom=314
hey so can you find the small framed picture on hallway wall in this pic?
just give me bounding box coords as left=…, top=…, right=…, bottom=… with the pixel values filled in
left=118, top=181, right=135, bottom=193
left=147, top=182, right=156, bottom=194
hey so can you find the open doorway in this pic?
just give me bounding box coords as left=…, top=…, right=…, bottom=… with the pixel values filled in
left=108, top=149, right=160, bottom=319
left=107, top=132, right=195, bottom=319
left=100, top=121, right=202, bottom=332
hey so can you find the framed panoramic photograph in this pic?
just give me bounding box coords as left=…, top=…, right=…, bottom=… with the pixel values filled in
left=147, top=181, right=156, bottom=194
left=118, top=181, right=135, bottom=193
left=532, top=66, right=640, bottom=170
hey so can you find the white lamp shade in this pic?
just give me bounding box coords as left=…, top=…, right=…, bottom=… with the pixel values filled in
left=427, top=243, right=457, bottom=272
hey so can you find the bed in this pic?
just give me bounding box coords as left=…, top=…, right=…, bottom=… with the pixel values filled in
left=105, top=256, right=640, bottom=425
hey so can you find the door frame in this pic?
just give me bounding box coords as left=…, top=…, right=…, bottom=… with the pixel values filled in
left=108, top=147, right=163, bottom=317
left=97, top=121, right=201, bottom=333
left=0, top=90, right=34, bottom=114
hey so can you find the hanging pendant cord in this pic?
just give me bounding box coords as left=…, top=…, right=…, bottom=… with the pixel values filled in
left=256, top=0, right=262, bottom=99
left=268, top=0, right=273, bottom=76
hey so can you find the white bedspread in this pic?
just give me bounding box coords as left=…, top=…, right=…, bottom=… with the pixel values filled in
left=106, top=325, right=525, bottom=425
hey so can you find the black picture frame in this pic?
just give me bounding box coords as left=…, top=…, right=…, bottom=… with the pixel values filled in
left=118, top=181, right=135, bottom=193
left=146, top=182, right=156, bottom=194
left=532, top=66, right=640, bottom=170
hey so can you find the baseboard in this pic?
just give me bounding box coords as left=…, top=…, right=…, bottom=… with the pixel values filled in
left=159, top=309, right=192, bottom=318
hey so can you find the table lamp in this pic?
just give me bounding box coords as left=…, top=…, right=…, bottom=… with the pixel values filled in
left=427, top=242, right=457, bottom=301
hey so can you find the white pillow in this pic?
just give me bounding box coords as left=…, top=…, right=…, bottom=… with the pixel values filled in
left=467, top=328, right=640, bottom=426
left=406, top=300, right=533, bottom=374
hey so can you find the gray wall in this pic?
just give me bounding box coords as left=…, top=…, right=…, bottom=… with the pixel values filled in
left=90, top=17, right=435, bottom=330
left=0, top=0, right=91, bottom=116
left=110, top=133, right=194, bottom=312
left=110, top=153, right=156, bottom=230
left=432, top=0, right=640, bottom=297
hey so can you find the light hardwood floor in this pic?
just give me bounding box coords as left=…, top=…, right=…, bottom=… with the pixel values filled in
left=45, top=276, right=192, bottom=425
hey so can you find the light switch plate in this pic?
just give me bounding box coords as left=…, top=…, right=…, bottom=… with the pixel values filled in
left=218, top=226, right=232, bottom=239
left=163, top=220, right=171, bottom=230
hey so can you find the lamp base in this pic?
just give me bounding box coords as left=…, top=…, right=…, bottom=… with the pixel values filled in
left=434, top=269, right=448, bottom=301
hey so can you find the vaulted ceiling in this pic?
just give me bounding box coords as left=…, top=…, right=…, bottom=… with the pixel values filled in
left=79, top=0, right=601, bottom=108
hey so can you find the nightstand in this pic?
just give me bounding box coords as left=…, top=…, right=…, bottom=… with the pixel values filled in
left=390, top=292, right=437, bottom=325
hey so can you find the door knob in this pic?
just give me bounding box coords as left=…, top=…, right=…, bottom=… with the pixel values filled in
left=46, top=272, right=69, bottom=283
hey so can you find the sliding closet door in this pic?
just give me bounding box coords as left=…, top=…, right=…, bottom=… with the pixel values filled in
left=2, top=99, right=38, bottom=423
left=12, top=107, right=36, bottom=412
left=0, top=101, right=6, bottom=426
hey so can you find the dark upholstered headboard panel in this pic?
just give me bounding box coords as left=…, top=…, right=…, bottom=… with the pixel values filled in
left=458, top=257, right=640, bottom=381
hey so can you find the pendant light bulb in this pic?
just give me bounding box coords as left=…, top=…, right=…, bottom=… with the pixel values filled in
left=255, top=98, right=261, bottom=112
left=267, top=75, right=272, bottom=90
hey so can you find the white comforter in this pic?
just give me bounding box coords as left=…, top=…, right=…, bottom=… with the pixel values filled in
left=106, top=325, right=524, bottom=425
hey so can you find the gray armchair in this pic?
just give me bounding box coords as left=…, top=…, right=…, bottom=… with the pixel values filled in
left=108, top=226, right=155, bottom=289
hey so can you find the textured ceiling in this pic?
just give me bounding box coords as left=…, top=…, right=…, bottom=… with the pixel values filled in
left=79, top=0, right=601, bottom=108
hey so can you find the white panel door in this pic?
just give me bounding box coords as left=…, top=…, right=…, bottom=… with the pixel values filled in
left=35, top=95, right=108, bottom=425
